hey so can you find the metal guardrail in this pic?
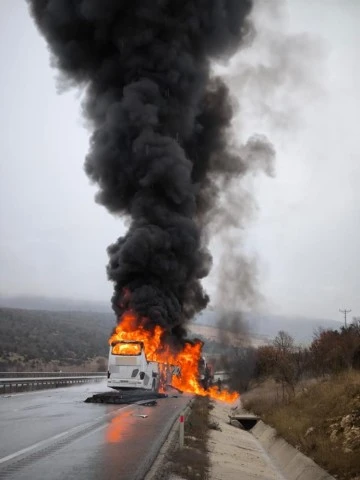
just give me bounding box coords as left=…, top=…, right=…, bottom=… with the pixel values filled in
left=0, top=371, right=107, bottom=378
left=0, top=374, right=107, bottom=395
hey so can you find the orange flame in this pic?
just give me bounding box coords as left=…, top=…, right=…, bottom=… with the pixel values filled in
left=109, top=311, right=239, bottom=403
left=111, top=342, right=142, bottom=356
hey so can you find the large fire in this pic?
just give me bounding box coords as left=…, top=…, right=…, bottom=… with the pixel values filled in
left=109, top=311, right=239, bottom=403
left=111, top=342, right=142, bottom=356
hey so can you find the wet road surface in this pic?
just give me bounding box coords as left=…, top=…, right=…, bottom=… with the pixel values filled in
left=0, top=381, right=190, bottom=480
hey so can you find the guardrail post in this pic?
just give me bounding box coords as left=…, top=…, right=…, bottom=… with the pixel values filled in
left=179, top=414, right=184, bottom=449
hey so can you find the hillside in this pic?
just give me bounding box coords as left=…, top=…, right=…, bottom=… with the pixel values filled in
left=195, top=309, right=342, bottom=344
left=188, top=323, right=266, bottom=348
left=0, top=295, right=343, bottom=344
left=0, top=306, right=230, bottom=370
left=0, top=296, right=345, bottom=372
left=0, top=307, right=115, bottom=370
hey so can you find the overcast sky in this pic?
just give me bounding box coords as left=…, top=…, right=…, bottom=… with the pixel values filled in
left=0, top=1, right=359, bottom=321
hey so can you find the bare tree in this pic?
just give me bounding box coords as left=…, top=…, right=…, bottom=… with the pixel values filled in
left=273, top=330, right=294, bottom=353
left=273, top=330, right=297, bottom=401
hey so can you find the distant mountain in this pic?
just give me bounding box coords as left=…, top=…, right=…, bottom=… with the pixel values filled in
left=194, top=309, right=342, bottom=344
left=0, top=295, right=343, bottom=346
left=0, top=294, right=112, bottom=313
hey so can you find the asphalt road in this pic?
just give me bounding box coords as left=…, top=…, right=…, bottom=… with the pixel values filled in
left=0, top=381, right=190, bottom=480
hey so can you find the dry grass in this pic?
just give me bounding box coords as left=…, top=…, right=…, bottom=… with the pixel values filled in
left=242, top=371, right=360, bottom=480
left=166, top=396, right=210, bottom=480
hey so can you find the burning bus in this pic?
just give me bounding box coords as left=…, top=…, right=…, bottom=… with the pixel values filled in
left=107, top=338, right=211, bottom=394
left=107, top=340, right=180, bottom=392
left=105, top=313, right=238, bottom=402
left=107, top=341, right=160, bottom=391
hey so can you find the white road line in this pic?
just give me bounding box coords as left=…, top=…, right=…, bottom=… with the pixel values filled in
left=0, top=403, right=133, bottom=466
left=0, top=430, right=71, bottom=465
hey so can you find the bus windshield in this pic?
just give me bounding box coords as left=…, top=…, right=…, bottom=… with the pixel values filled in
left=111, top=342, right=142, bottom=356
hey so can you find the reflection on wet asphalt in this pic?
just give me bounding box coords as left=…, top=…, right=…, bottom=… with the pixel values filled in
left=0, top=382, right=190, bottom=480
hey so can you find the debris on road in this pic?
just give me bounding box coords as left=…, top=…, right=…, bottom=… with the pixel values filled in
left=141, top=400, right=158, bottom=407
left=84, top=390, right=168, bottom=404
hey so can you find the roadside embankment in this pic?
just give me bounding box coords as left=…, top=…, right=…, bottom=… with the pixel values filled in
left=208, top=400, right=336, bottom=480
left=147, top=384, right=356, bottom=480
left=242, top=371, right=360, bottom=480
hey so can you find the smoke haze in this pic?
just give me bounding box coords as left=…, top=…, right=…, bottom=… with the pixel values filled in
left=209, top=0, right=324, bottom=323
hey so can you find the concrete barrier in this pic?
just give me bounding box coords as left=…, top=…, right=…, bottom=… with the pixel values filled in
left=251, top=420, right=335, bottom=480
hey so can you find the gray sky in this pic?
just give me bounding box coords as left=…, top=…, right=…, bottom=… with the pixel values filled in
left=0, top=0, right=359, bottom=320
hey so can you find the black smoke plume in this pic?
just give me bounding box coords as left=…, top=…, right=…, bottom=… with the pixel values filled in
left=27, top=0, right=256, bottom=344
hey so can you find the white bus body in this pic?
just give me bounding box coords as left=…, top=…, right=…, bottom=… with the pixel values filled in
left=107, top=341, right=160, bottom=391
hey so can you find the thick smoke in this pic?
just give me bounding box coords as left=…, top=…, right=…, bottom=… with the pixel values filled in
left=27, top=0, right=266, bottom=344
